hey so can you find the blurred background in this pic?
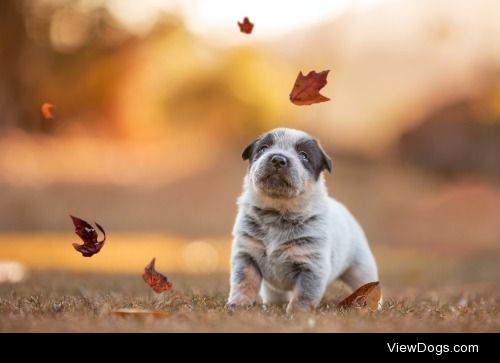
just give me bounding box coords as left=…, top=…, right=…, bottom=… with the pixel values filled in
left=0, top=0, right=499, bottom=287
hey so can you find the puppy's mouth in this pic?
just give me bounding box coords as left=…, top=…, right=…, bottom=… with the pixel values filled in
left=255, top=171, right=298, bottom=198
left=265, top=172, right=293, bottom=185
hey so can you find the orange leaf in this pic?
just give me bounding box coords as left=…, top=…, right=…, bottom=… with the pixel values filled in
left=238, top=17, right=254, bottom=34
left=336, top=281, right=381, bottom=311
left=289, top=70, right=330, bottom=106
left=41, top=102, right=55, bottom=120
left=142, top=258, right=173, bottom=293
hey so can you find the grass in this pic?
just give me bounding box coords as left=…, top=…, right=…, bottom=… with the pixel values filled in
left=1, top=148, right=499, bottom=331
left=1, top=270, right=499, bottom=332
left=1, top=232, right=499, bottom=332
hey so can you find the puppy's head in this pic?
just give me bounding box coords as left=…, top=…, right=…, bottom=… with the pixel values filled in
left=242, top=128, right=332, bottom=199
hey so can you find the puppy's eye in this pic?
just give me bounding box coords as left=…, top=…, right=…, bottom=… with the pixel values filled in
left=257, top=145, right=269, bottom=154
left=298, top=151, right=309, bottom=162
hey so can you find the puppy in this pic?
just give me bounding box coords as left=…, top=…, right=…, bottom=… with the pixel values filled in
left=226, top=128, right=379, bottom=314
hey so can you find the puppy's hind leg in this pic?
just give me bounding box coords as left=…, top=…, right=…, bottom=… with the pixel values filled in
left=340, top=262, right=378, bottom=290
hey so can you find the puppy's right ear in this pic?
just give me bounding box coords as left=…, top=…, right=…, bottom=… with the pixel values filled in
left=242, top=139, right=259, bottom=161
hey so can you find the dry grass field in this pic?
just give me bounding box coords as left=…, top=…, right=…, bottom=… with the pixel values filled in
left=1, top=158, right=499, bottom=332
left=1, top=241, right=499, bottom=332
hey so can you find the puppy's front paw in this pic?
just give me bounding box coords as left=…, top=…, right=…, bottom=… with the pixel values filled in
left=225, top=296, right=256, bottom=311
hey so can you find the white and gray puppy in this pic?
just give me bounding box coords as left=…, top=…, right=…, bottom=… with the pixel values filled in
left=226, top=128, right=379, bottom=314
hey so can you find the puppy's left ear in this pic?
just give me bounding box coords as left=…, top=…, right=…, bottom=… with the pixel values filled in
left=316, top=141, right=332, bottom=173
left=242, top=138, right=259, bottom=161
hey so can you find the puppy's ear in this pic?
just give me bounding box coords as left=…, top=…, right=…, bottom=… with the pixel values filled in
left=316, top=140, right=333, bottom=173
left=242, top=138, right=259, bottom=161
left=322, top=150, right=333, bottom=173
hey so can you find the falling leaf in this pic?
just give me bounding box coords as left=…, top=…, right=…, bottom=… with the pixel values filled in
left=337, top=281, right=381, bottom=311
left=142, top=258, right=173, bottom=293
left=41, top=103, right=56, bottom=119
left=112, top=308, right=170, bottom=318
left=70, top=215, right=106, bottom=257
left=289, top=70, right=330, bottom=106
left=238, top=17, right=254, bottom=34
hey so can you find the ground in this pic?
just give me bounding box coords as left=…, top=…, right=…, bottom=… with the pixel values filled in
left=1, top=255, right=499, bottom=332
left=1, top=157, right=499, bottom=332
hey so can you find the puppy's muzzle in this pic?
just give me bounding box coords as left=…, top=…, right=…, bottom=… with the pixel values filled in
left=254, top=152, right=299, bottom=198
left=270, top=154, right=289, bottom=169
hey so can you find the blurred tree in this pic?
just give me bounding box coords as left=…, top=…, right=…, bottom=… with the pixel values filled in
left=399, top=93, right=500, bottom=180
left=0, top=0, right=292, bottom=144
left=0, top=1, right=29, bottom=132
left=162, top=47, right=292, bottom=141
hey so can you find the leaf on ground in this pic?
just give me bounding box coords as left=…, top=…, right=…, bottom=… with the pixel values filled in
left=336, top=281, right=381, bottom=311
left=142, top=258, right=173, bottom=293
left=41, top=103, right=56, bottom=119
left=70, top=215, right=106, bottom=257
left=112, top=308, right=170, bottom=318
left=289, top=70, right=330, bottom=106
left=238, top=17, right=254, bottom=34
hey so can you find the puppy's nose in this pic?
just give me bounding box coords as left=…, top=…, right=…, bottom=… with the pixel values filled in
left=270, top=154, right=288, bottom=168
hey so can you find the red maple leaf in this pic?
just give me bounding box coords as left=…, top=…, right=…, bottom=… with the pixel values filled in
left=289, top=70, right=330, bottom=106
left=238, top=17, right=254, bottom=34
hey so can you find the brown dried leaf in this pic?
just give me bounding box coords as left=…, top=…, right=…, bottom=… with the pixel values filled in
left=70, top=215, right=106, bottom=257
left=289, top=70, right=330, bottom=106
left=238, top=17, right=254, bottom=34
left=142, top=258, right=173, bottom=293
left=337, top=281, right=381, bottom=311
